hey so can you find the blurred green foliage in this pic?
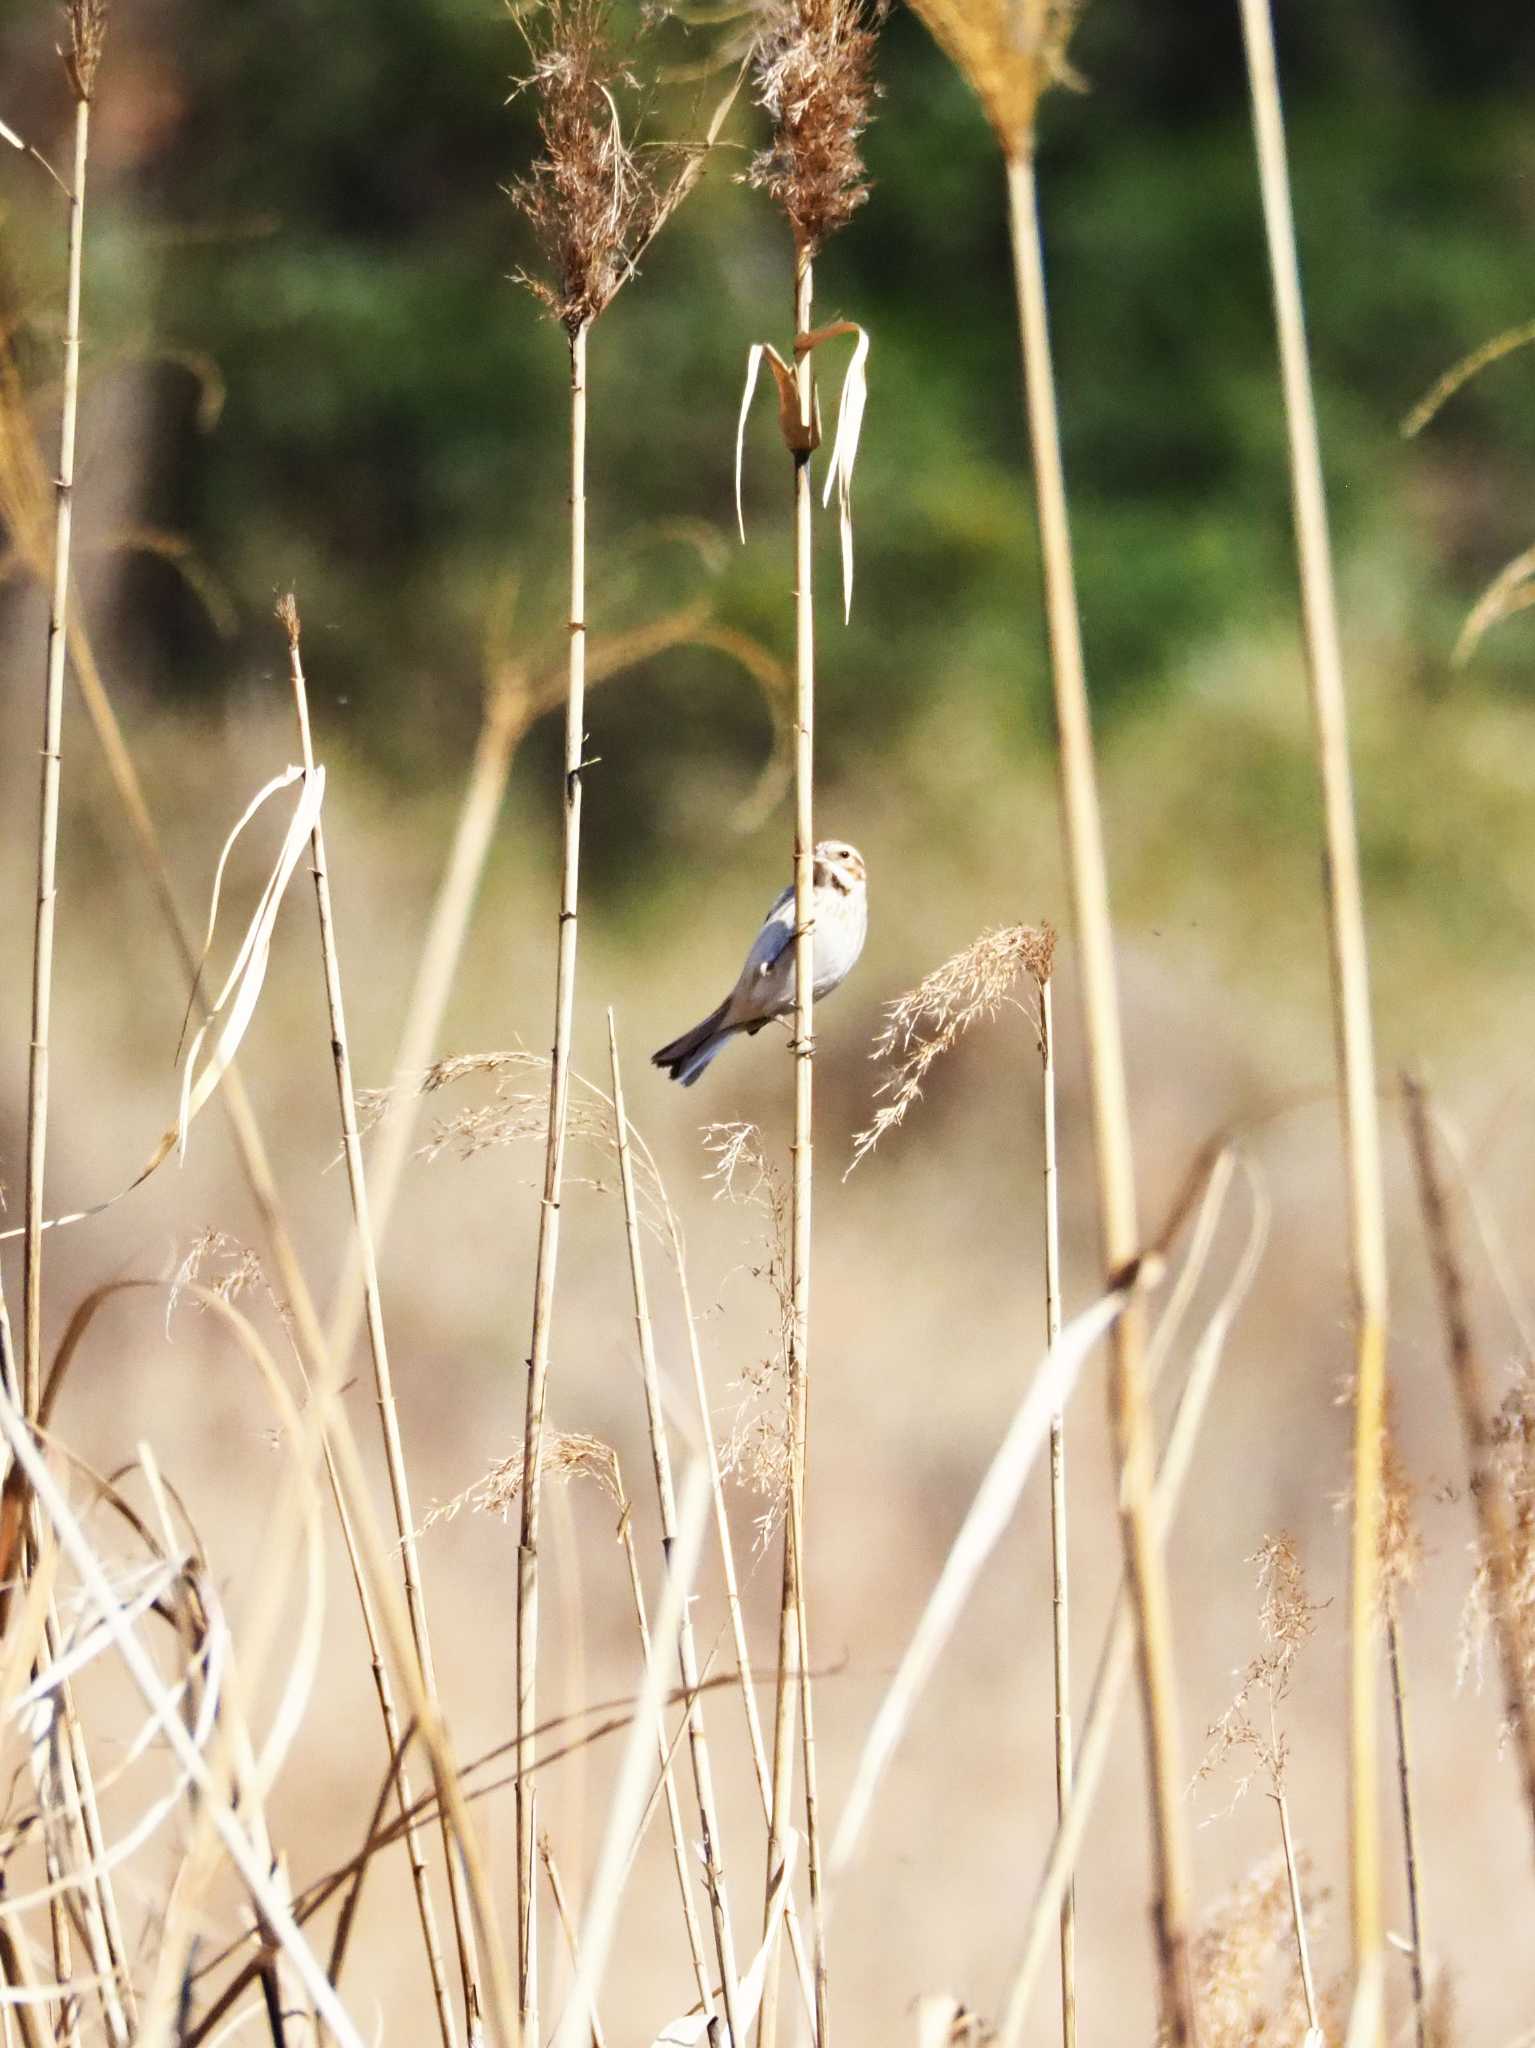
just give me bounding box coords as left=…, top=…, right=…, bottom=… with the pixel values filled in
left=2, top=0, right=1534, bottom=879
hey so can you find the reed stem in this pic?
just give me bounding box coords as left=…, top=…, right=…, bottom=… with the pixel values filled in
left=1038, top=980, right=1076, bottom=2048
left=285, top=605, right=483, bottom=2042
left=517, top=316, right=593, bottom=2039
left=607, top=1015, right=744, bottom=2048
left=23, top=82, right=92, bottom=1427
left=1005, top=143, right=1196, bottom=2045
left=1386, top=1605, right=1427, bottom=2048
left=1237, top=7, right=1390, bottom=2018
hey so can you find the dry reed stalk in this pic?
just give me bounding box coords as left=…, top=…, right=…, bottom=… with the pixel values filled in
left=23, top=3, right=105, bottom=1425
left=549, top=1465, right=713, bottom=2048
left=514, top=310, right=589, bottom=2037
left=898, top=0, right=1194, bottom=2021
left=281, top=598, right=484, bottom=2042
left=541, top=1836, right=607, bottom=2048
left=1237, top=2, right=1391, bottom=2021
left=1400, top=1076, right=1535, bottom=1865
left=1386, top=1607, right=1426, bottom=2048
left=667, top=1181, right=819, bottom=2033
left=1006, top=141, right=1196, bottom=2048
left=1037, top=974, right=1075, bottom=2048
left=746, top=5, right=878, bottom=2032
left=998, top=1160, right=1269, bottom=2046
left=608, top=1015, right=746, bottom=2047
left=508, top=14, right=711, bottom=2008
left=609, top=1462, right=715, bottom=2016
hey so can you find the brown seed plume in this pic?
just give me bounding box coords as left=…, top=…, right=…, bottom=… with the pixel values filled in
left=65, top=0, right=109, bottom=102
left=508, top=0, right=701, bottom=335
left=747, top=0, right=881, bottom=255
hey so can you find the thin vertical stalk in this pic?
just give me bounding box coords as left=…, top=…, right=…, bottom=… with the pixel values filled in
left=612, top=1479, right=714, bottom=2017
left=765, top=242, right=828, bottom=2048
left=1237, top=4, right=1390, bottom=2015
left=1275, top=1793, right=1321, bottom=2034
left=1385, top=1608, right=1427, bottom=2048
left=285, top=608, right=483, bottom=2042
left=23, top=84, right=92, bottom=1424
left=1401, top=1077, right=1535, bottom=1860
left=1038, top=980, right=1076, bottom=2048
left=607, top=1017, right=744, bottom=2048
left=540, top=1838, right=606, bottom=2048
left=517, top=316, right=593, bottom=2040
left=665, top=1225, right=818, bottom=2034
left=1005, top=145, right=1196, bottom=2045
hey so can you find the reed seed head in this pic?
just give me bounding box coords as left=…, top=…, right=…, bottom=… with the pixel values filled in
left=509, top=0, right=701, bottom=336
left=65, top=0, right=108, bottom=103
left=905, top=0, right=1080, bottom=158
left=849, top=922, right=1054, bottom=1171
left=747, top=0, right=881, bottom=256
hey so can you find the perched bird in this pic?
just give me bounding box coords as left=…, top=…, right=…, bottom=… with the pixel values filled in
left=652, top=840, right=868, bottom=1087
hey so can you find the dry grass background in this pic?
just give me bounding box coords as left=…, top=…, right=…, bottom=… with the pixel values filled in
left=5, top=623, right=1535, bottom=2038
left=6, top=3, right=1535, bottom=2040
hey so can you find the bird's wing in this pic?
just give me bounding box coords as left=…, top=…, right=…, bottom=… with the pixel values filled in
left=738, top=883, right=796, bottom=984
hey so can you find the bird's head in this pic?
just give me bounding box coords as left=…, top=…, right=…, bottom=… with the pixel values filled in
left=813, top=840, right=866, bottom=894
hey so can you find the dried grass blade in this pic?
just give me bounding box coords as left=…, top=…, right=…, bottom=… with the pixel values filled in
left=550, top=1462, right=711, bottom=2048
left=649, top=1830, right=800, bottom=2047
left=178, top=765, right=327, bottom=1156
left=736, top=343, right=798, bottom=542
left=829, top=1282, right=1132, bottom=1879
left=0, top=1387, right=367, bottom=2048
left=811, top=323, right=870, bottom=620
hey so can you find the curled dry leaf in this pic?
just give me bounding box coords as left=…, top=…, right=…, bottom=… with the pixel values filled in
left=0, top=765, right=326, bottom=1244
left=735, top=322, right=870, bottom=621
left=178, top=765, right=327, bottom=1158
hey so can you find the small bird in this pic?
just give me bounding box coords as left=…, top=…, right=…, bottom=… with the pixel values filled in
left=652, top=840, right=869, bottom=1087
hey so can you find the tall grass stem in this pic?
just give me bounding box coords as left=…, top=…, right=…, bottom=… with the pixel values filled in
left=23, top=87, right=92, bottom=1424
left=285, top=605, right=484, bottom=2042
left=607, top=1015, right=745, bottom=2048
left=1005, top=143, right=1196, bottom=2044
left=517, top=316, right=593, bottom=2038
left=1237, top=4, right=1391, bottom=2016
left=1038, top=979, right=1076, bottom=2048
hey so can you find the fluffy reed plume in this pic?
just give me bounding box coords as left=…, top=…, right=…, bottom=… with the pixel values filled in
left=903, top=0, right=1079, bottom=159
left=746, top=0, right=880, bottom=256
left=849, top=923, right=1054, bottom=1169
left=1459, top=1365, right=1535, bottom=1721
left=1200, top=1538, right=1329, bottom=2034
left=1179, top=1853, right=1336, bottom=2048
left=704, top=1121, right=794, bottom=1537
left=421, top=1431, right=624, bottom=1532
left=1197, top=1536, right=1321, bottom=1810
left=1196, top=1537, right=1327, bottom=2040
left=509, top=0, right=702, bottom=334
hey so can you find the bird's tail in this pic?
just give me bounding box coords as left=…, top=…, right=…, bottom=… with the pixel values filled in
left=652, top=1000, right=734, bottom=1087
